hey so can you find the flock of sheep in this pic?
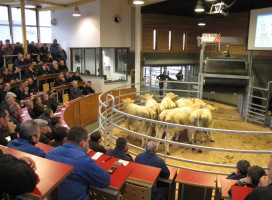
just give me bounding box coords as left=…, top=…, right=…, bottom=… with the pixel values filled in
left=122, top=93, right=216, bottom=154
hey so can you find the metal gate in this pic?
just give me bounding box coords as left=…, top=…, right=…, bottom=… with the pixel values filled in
left=245, top=78, right=272, bottom=126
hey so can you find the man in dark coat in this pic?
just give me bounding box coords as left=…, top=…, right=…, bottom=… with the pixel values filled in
left=70, top=81, right=83, bottom=100
left=106, top=137, right=133, bottom=162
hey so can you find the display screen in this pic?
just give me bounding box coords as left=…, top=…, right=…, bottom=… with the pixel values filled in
left=247, top=7, right=272, bottom=50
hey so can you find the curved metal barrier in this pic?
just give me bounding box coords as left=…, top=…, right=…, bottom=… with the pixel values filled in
left=98, top=79, right=272, bottom=175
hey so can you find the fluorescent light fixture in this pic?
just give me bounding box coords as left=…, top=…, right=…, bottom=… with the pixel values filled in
left=169, top=31, right=172, bottom=50
left=198, top=21, right=206, bottom=26
left=25, top=0, right=36, bottom=8
left=73, top=0, right=81, bottom=17
left=182, top=32, right=186, bottom=51
left=195, top=0, right=205, bottom=12
left=133, top=0, right=144, bottom=5
left=153, top=30, right=157, bottom=50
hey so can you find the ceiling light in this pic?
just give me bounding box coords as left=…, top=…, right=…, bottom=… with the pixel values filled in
left=25, top=0, right=36, bottom=8
left=195, top=0, right=205, bottom=12
left=133, top=0, right=144, bottom=5
left=198, top=21, right=206, bottom=26
left=73, top=0, right=81, bottom=17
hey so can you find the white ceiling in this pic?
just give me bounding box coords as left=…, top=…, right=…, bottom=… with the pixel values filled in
left=0, top=0, right=166, bottom=9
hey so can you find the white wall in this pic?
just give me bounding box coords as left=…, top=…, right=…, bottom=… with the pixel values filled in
left=100, top=0, right=131, bottom=47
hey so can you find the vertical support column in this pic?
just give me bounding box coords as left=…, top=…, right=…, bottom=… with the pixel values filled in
left=20, top=0, right=28, bottom=57
left=135, top=6, right=141, bottom=93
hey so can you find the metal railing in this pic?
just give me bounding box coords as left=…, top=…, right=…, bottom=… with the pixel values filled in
left=98, top=78, right=272, bottom=175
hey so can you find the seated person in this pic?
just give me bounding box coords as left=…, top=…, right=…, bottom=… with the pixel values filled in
left=33, top=97, right=45, bottom=117
left=27, top=77, right=38, bottom=94
left=0, top=107, right=17, bottom=146
left=38, top=63, right=50, bottom=76
left=0, top=146, right=37, bottom=199
left=8, top=69, right=19, bottom=82
left=7, top=120, right=46, bottom=157
left=13, top=53, right=24, bottom=67
left=59, top=60, right=68, bottom=72
left=50, top=61, right=60, bottom=73
left=47, top=91, right=58, bottom=113
left=54, top=73, right=65, bottom=87
left=227, top=160, right=251, bottom=180
left=89, top=131, right=110, bottom=153
left=64, top=71, right=72, bottom=83
left=42, top=52, right=53, bottom=63
left=8, top=103, right=22, bottom=133
left=228, top=165, right=265, bottom=196
left=0, top=83, right=10, bottom=103
left=82, top=81, right=95, bottom=95
left=106, top=137, right=133, bottom=162
left=25, top=64, right=38, bottom=79
left=72, top=72, right=83, bottom=82
left=1, top=68, right=14, bottom=83
left=39, top=43, right=48, bottom=61
left=135, top=141, right=170, bottom=200
left=26, top=100, right=37, bottom=119
left=13, top=80, right=30, bottom=102
left=38, top=109, right=53, bottom=125
left=245, top=158, right=272, bottom=200
left=0, top=75, right=4, bottom=86
left=23, top=53, right=33, bottom=65
left=46, top=126, right=111, bottom=200
left=135, top=141, right=170, bottom=179
left=0, top=95, right=16, bottom=111
left=70, top=81, right=83, bottom=100
left=42, top=93, right=52, bottom=110
left=35, top=119, right=52, bottom=145
left=48, top=127, right=68, bottom=147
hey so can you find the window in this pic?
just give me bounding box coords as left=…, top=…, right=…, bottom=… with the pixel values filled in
left=12, top=8, right=38, bottom=43
left=70, top=47, right=129, bottom=82
left=0, top=6, right=11, bottom=42
left=39, top=10, right=52, bottom=43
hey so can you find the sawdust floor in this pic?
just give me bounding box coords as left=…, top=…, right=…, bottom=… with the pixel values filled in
left=112, top=100, right=272, bottom=174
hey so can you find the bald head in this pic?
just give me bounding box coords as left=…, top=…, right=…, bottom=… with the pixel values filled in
left=146, top=141, right=157, bottom=154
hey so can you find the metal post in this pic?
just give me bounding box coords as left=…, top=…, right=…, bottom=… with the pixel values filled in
left=164, top=124, right=169, bottom=160
left=163, top=81, right=166, bottom=96
left=107, top=94, right=115, bottom=149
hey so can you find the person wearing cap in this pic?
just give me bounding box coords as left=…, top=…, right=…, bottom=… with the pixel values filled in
left=35, top=119, right=52, bottom=145
left=7, top=120, right=46, bottom=157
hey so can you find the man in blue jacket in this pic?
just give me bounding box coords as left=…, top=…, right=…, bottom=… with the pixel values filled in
left=7, top=120, right=46, bottom=157
left=46, top=126, right=110, bottom=200
left=135, top=141, right=170, bottom=200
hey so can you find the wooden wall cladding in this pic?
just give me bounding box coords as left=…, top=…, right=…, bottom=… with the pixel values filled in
left=142, top=12, right=250, bottom=54
left=63, top=88, right=136, bottom=128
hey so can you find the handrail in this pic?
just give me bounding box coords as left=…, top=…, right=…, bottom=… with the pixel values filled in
left=98, top=79, right=272, bottom=174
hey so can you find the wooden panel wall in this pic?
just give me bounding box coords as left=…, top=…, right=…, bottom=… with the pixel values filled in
left=63, top=88, right=136, bottom=128
left=142, top=12, right=272, bottom=56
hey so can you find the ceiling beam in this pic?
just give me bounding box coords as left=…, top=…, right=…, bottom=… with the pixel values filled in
left=33, top=0, right=67, bottom=7
left=38, top=0, right=96, bottom=11
left=0, top=0, right=17, bottom=3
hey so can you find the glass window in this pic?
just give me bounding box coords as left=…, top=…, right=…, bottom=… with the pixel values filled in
left=12, top=8, right=22, bottom=25
left=26, top=26, right=37, bottom=43
left=40, top=27, right=52, bottom=43
left=70, top=47, right=128, bottom=81
left=85, top=49, right=96, bottom=75
left=25, top=9, right=36, bottom=26
left=116, top=48, right=128, bottom=73
left=0, top=26, right=11, bottom=42
left=12, top=26, right=23, bottom=43
left=39, top=10, right=51, bottom=26
left=0, top=6, right=9, bottom=25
